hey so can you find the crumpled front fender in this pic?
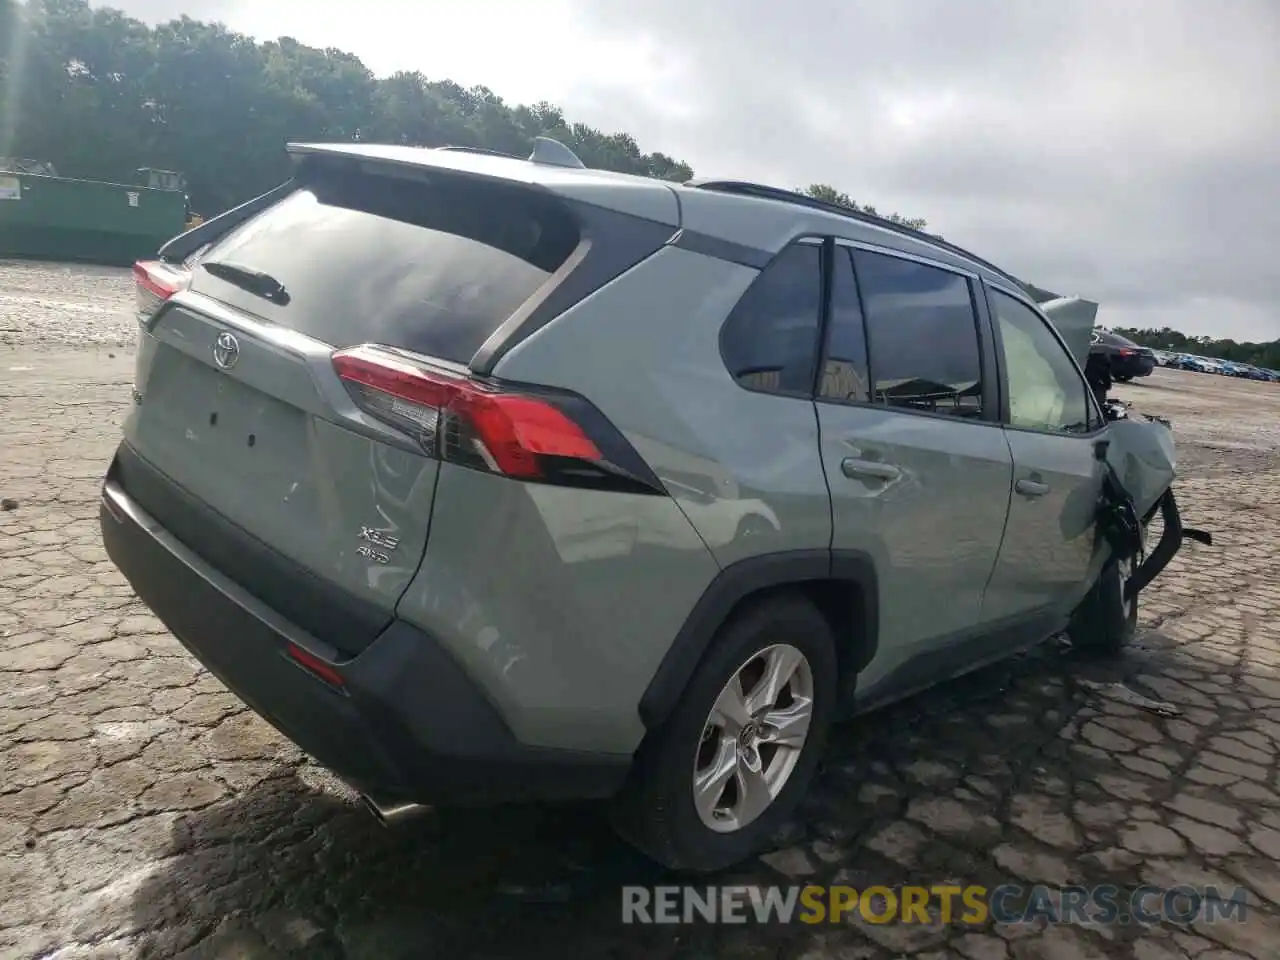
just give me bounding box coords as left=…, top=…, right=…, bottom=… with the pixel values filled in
left=1094, top=415, right=1211, bottom=600
left=1102, top=417, right=1177, bottom=518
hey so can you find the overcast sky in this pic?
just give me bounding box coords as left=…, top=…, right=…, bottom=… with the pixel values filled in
left=106, top=0, right=1279, bottom=341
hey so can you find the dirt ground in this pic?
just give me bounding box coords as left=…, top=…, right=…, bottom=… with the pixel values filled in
left=2, top=260, right=1280, bottom=959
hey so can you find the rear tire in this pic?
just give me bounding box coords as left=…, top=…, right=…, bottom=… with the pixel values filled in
left=1114, top=374, right=1133, bottom=383
left=1068, top=557, right=1137, bottom=656
left=611, top=594, right=837, bottom=872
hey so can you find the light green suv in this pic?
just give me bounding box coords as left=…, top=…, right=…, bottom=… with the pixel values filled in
left=100, top=138, right=1196, bottom=872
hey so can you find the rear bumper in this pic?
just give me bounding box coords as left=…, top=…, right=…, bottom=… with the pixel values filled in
left=99, top=456, right=630, bottom=808
left=1113, top=355, right=1155, bottom=378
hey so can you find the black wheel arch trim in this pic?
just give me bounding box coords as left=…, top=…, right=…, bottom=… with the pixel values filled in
left=638, top=549, right=879, bottom=731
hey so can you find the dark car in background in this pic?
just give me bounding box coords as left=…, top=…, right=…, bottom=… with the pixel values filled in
left=1090, top=330, right=1156, bottom=382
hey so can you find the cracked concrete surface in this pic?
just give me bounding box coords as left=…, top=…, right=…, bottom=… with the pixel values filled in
left=2, top=260, right=1280, bottom=959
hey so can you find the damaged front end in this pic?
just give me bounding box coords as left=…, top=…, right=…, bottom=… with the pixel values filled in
left=1095, top=416, right=1212, bottom=602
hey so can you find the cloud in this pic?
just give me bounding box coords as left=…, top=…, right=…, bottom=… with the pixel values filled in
left=100, top=0, right=1280, bottom=340
left=570, top=0, right=1280, bottom=339
left=105, top=0, right=236, bottom=21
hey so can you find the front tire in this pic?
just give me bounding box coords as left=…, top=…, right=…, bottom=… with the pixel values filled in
left=612, top=594, right=837, bottom=872
left=1068, top=555, right=1138, bottom=656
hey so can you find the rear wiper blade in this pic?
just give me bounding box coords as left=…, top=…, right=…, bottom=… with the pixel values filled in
left=201, top=260, right=290, bottom=305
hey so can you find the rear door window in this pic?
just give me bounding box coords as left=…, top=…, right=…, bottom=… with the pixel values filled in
left=190, top=166, right=580, bottom=363
left=853, top=250, right=985, bottom=418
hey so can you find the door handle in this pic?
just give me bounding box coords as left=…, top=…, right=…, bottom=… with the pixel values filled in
left=1015, top=478, right=1050, bottom=497
left=841, top=458, right=901, bottom=482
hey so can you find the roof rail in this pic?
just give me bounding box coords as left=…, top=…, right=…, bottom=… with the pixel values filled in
left=529, top=136, right=586, bottom=169
left=436, top=145, right=522, bottom=159
left=685, top=179, right=1028, bottom=290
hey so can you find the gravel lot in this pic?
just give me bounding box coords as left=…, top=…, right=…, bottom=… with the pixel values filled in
left=0, top=262, right=136, bottom=348
left=3, top=259, right=1280, bottom=959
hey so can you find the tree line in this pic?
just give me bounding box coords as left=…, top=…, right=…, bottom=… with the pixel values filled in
left=1113, top=327, right=1280, bottom=371
left=0, top=0, right=924, bottom=230
left=5, top=1, right=1270, bottom=357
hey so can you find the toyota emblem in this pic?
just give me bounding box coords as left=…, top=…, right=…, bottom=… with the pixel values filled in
left=212, top=331, right=240, bottom=370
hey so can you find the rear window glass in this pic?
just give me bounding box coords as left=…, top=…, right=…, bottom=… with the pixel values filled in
left=191, top=165, right=581, bottom=362
left=1096, top=331, right=1136, bottom=347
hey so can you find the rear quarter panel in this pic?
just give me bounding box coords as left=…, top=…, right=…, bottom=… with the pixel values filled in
left=429, top=245, right=835, bottom=753
left=396, top=463, right=719, bottom=754
left=493, top=245, right=834, bottom=568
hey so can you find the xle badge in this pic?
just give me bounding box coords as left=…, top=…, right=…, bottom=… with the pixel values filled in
left=356, top=526, right=400, bottom=565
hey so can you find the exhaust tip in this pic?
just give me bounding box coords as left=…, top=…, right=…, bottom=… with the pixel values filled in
left=360, top=794, right=431, bottom=826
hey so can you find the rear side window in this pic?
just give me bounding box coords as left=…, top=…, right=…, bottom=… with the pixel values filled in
left=720, top=242, right=823, bottom=396
left=854, top=250, right=984, bottom=418
left=191, top=167, right=580, bottom=363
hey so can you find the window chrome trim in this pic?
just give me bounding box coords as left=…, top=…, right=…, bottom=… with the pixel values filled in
left=834, top=237, right=980, bottom=280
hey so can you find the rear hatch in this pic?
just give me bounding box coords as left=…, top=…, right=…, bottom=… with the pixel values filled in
left=120, top=159, right=587, bottom=656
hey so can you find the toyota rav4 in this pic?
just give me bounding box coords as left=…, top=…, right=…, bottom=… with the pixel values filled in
left=100, top=138, right=1195, bottom=871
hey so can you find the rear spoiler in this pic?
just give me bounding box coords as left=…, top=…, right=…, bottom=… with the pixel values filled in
left=1040, top=296, right=1099, bottom=369
left=156, top=137, right=589, bottom=264
left=158, top=179, right=296, bottom=264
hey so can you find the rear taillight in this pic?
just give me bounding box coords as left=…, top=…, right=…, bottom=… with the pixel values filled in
left=331, top=344, right=663, bottom=493
left=1117, top=348, right=1135, bottom=357
left=133, top=259, right=190, bottom=326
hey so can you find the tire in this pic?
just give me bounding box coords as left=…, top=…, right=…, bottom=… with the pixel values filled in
left=1068, top=556, right=1138, bottom=656
left=611, top=593, right=838, bottom=872
left=1114, top=374, right=1133, bottom=383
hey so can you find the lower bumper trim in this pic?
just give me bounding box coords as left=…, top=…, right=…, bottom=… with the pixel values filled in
left=1125, top=489, right=1183, bottom=601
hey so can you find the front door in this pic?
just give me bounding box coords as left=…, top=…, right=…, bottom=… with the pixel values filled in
left=982, top=284, right=1107, bottom=623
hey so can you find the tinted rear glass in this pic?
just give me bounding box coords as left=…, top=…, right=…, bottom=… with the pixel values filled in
left=719, top=242, right=824, bottom=396
left=190, top=164, right=580, bottom=362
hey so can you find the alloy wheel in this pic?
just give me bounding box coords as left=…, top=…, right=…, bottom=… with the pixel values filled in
left=692, top=643, right=814, bottom=833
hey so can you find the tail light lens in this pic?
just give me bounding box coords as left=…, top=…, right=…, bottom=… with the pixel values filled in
left=331, top=344, right=663, bottom=493
left=133, top=260, right=191, bottom=326
left=1117, top=348, right=1134, bottom=357
left=285, top=642, right=346, bottom=689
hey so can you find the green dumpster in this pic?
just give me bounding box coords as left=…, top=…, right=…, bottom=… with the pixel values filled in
left=0, top=165, right=189, bottom=266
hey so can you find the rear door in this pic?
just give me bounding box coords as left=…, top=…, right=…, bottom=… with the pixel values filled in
left=121, top=164, right=584, bottom=654
left=981, top=283, right=1107, bottom=624
left=815, top=243, right=1015, bottom=705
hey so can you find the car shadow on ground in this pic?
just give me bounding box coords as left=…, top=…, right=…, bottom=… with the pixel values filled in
left=126, top=781, right=677, bottom=959
left=125, top=640, right=1160, bottom=960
